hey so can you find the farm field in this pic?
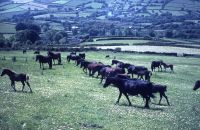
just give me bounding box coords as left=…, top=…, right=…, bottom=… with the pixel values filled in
left=82, top=39, right=150, bottom=46
left=96, top=45, right=200, bottom=55
left=0, top=51, right=200, bottom=129
left=0, top=22, right=16, bottom=34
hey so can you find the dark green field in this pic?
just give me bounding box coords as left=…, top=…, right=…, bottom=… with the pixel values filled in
left=0, top=51, right=200, bottom=130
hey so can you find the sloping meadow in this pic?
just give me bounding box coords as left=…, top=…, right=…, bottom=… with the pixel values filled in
left=0, top=51, right=200, bottom=130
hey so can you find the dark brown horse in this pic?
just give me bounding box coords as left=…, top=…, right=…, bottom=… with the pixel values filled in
left=34, top=50, right=40, bottom=54
left=48, top=51, right=62, bottom=65
left=67, top=55, right=81, bottom=63
left=103, top=77, right=155, bottom=108
left=151, top=61, right=163, bottom=72
left=193, top=80, right=200, bottom=91
left=99, top=67, right=125, bottom=83
left=1, top=69, right=32, bottom=92
left=137, top=70, right=152, bottom=82
left=79, top=53, right=86, bottom=59
left=161, top=62, right=174, bottom=72
left=127, top=65, right=148, bottom=78
left=152, top=84, right=170, bottom=105
left=36, top=55, right=52, bottom=69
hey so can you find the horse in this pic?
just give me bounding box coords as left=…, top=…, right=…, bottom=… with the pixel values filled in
left=103, top=77, right=155, bottom=108
left=193, top=80, right=200, bottom=91
left=161, top=62, right=174, bottom=72
left=48, top=51, right=62, bottom=65
left=151, top=61, right=163, bottom=72
left=80, top=60, right=96, bottom=73
left=137, top=70, right=152, bottom=82
left=35, top=55, right=52, bottom=69
left=23, top=49, right=26, bottom=54
left=105, top=55, right=110, bottom=58
left=76, top=58, right=85, bottom=66
left=99, top=67, right=125, bottom=83
left=127, top=65, right=148, bottom=78
left=67, top=55, right=81, bottom=63
left=79, top=53, right=86, bottom=59
left=87, top=63, right=104, bottom=76
left=111, top=59, right=123, bottom=66
left=34, top=50, right=40, bottom=54
left=152, top=84, right=170, bottom=105
left=70, top=52, right=76, bottom=55
left=1, top=68, right=32, bottom=93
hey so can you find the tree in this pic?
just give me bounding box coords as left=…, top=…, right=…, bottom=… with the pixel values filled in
left=15, top=23, right=27, bottom=31
left=166, top=30, right=173, bottom=38
left=15, top=30, right=40, bottom=43
left=28, top=24, right=41, bottom=33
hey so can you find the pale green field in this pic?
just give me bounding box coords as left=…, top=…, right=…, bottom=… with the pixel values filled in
left=0, top=51, right=200, bottom=130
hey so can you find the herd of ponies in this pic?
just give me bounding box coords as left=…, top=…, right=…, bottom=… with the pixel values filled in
left=1, top=50, right=199, bottom=109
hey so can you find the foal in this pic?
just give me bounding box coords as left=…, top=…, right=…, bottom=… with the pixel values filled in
left=161, top=62, right=174, bottom=72
left=1, top=69, right=32, bottom=93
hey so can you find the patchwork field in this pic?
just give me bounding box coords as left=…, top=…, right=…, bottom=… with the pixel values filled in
left=0, top=51, right=200, bottom=130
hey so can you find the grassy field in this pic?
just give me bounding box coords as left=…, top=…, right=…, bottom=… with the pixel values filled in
left=0, top=51, right=200, bottom=130
left=83, top=40, right=150, bottom=46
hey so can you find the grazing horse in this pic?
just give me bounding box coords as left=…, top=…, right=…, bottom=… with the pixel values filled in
left=152, top=84, right=170, bottom=105
left=137, top=70, right=152, bottom=82
left=103, top=77, right=154, bottom=108
left=67, top=55, right=81, bottom=63
left=76, top=58, right=85, bottom=66
left=36, top=55, right=52, bottom=69
left=79, top=53, right=86, bottom=59
left=161, top=62, right=174, bottom=72
left=99, top=67, right=125, bottom=83
left=151, top=61, right=163, bottom=72
left=80, top=61, right=95, bottom=73
left=193, top=80, right=200, bottom=91
left=1, top=68, right=32, bottom=92
left=127, top=65, right=148, bottom=78
left=48, top=51, right=62, bottom=65
left=34, top=50, right=40, bottom=54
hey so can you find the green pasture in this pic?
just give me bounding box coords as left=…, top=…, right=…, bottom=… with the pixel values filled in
left=83, top=39, right=150, bottom=46
left=0, top=51, right=200, bottom=130
left=0, top=23, right=16, bottom=34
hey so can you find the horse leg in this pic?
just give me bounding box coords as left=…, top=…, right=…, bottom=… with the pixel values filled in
left=26, top=81, right=32, bottom=93
left=131, top=73, right=133, bottom=78
left=115, top=91, right=122, bottom=105
left=100, top=75, right=104, bottom=84
left=144, top=97, right=150, bottom=108
left=163, top=93, right=170, bottom=105
left=21, top=81, right=25, bottom=92
left=158, top=93, right=163, bottom=105
left=123, top=93, right=132, bottom=106
left=11, top=81, right=16, bottom=91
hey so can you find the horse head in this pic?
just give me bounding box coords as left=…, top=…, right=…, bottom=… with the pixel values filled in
left=193, top=80, right=200, bottom=91
left=1, top=68, right=8, bottom=76
left=103, top=77, right=113, bottom=88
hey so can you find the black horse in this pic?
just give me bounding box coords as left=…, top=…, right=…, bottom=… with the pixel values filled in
left=103, top=77, right=154, bottom=108
left=193, top=80, right=200, bottom=91
left=152, top=84, right=170, bottom=105
left=48, top=51, right=62, bottom=65
left=161, top=62, right=174, bottom=72
left=36, top=55, right=52, bottom=69
left=1, top=68, right=32, bottom=92
left=127, top=65, right=148, bottom=78
left=79, top=53, right=86, bottom=59
left=151, top=61, right=163, bottom=72
left=76, top=58, right=85, bottom=66
left=67, top=55, right=81, bottom=63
